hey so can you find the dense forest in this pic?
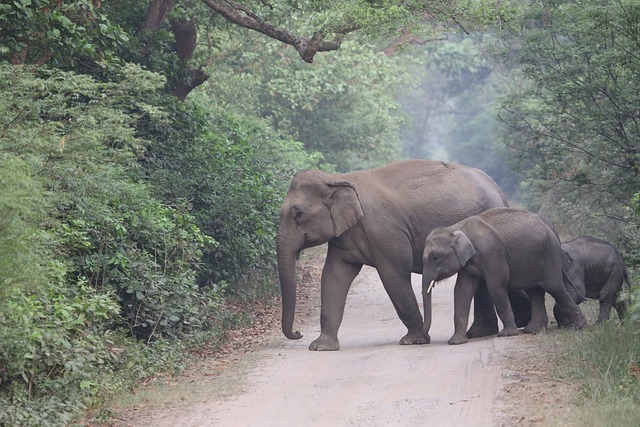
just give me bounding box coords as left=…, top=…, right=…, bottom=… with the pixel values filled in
left=1, top=1, right=639, bottom=425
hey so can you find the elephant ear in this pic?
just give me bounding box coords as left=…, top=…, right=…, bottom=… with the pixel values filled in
left=452, top=230, right=476, bottom=267
left=327, top=181, right=364, bottom=237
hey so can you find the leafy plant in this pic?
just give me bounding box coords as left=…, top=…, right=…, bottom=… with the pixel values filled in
left=499, top=0, right=640, bottom=237
left=0, top=0, right=128, bottom=70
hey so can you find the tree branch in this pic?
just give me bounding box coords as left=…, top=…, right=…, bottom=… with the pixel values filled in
left=199, top=0, right=359, bottom=63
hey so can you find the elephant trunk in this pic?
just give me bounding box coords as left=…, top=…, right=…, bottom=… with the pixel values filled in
left=277, top=230, right=303, bottom=340
left=422, top=276, right=434, bottom=337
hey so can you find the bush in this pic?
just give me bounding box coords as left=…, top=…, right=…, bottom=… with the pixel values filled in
left=0, top=63, right=323, bottom=424
left=137, top=100, right=323, bottom=293
left=0, top=65, right=222, bottom=424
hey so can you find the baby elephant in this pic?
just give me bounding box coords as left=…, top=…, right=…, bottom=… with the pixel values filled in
left=422, top=207, right=586, bottom=345
left=554, top=237, right=631, bottom=326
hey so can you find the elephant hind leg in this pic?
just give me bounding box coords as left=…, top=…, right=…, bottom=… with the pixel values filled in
left=466, top=280, right=499, bottom=338
left=614, top=299, right=628, bottom=322
left=596, top=301, right=613, bottom=324
left=597, top=272, right=624, bottom=323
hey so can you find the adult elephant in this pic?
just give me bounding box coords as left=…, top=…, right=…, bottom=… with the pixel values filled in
left=277, top=159, right=510, bottom=351
left=422, top=207, right=587, bottom=345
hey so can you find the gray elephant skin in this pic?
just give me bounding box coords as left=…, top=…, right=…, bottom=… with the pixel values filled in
left=277, top=159, right=511, bottom=351
left=422, top=207, right=587, bottom=345
left=555, top=236, right=631, bottom=326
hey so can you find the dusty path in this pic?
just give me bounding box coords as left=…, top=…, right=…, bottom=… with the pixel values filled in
left=122, top=265, right=565, bottom=427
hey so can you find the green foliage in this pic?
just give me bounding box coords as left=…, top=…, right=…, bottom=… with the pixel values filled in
left=543, top=191, right=640, bottom=426
left=199, top=33, right=404, bottom=171
left=0, top=283, right=122, bottom=426
left=499, top=0, right=640, bottom=236
left=268, top=0, right=518, bottom=41
left=102, top=0, right=209, bottom=94
left=137, top=99, right=321, bottom=290
left=0, top=156, right=52, bottom=295
left=0, top=0, right=128, bottom=70
left=551, top=321, right=640, bottom=424
left=0, top=65, right=225, bottom=424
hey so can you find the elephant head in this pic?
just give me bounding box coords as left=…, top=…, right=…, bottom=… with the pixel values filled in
left=277, top=170, right=364, bottom=340
left=421, top=229, right=476, bottom=319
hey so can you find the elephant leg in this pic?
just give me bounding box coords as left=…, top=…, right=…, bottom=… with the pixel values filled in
left=553, top=284, right=581, bottom=328
left=596, top=301, right=613, bottom=324
left=450, top=273, right=479, bottom=345
left=547, top=282, right=586, bottom=330
left=596, top=274, right=622, bottom=323
left=466, top=280, right=499, bottom=338
left=509, top=289, right=531, bottom=328
left=484, top=280, right=519, bottom=338
left=553, top=302, right=571, bottom=328
left=523, top=286, right=548, bottom=334
left=614, top=298, right=628, bottom=322
left=309, top=255, right=363, bottom=351
left=378, top=268, right=428, bottom=345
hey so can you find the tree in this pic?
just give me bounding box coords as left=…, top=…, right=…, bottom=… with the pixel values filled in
left=109, top=0, right=517, bottom=100
left=191, top=19, right=407, bottom=172
left=0, top=0, right=128, bottom=70
left=396, top=36, right=521, bottom=197
left=499, top=0, right=640, bottom=237
left=195, top=0, right=516, bottom=63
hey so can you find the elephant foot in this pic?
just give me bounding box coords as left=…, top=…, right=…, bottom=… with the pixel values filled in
left=466, top=321, right=498, bottom=339
left=309, top=334, right=340, bottom=351
left=399, top=330, right=430, bottom=345
left=448, top=333, right=468, bottom=345
left=498, top=326, right=520, bottom=337
left=571, top=314, right=587, bottom=330
left=522, top=321, right=547, bottom=334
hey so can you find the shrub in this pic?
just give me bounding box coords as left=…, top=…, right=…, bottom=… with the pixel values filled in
left=137, top=100, right=323, bottom=293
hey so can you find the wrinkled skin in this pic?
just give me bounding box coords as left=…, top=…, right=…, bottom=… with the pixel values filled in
left=554, top=237, right=631, bottom=326
left=422, top=207, right=587, bottom=345
left=277, top=160, right=510, bottom=351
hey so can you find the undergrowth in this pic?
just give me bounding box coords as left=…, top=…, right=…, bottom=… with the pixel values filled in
left=550, top=286, right=640, bottom=426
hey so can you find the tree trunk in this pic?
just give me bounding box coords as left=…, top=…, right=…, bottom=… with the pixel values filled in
left=141, top=0, right=178, bottom=31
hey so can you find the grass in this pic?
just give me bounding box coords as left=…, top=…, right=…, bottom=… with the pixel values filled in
left=543, top=298, right=640, bottom=426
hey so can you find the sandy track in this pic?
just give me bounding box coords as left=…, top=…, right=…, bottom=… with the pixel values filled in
left=127, top=266, right=529, bottom=427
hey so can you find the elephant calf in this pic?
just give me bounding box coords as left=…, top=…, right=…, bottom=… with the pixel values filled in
left=422, top=207, right=587, bottom=345
left=555, top=236, right=631, bottom=326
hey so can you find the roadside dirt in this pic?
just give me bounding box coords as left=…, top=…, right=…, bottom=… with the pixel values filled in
left=115, top=255, right=577, bottom=427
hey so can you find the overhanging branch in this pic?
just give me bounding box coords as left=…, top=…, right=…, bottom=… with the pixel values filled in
left=199, top=0, right=359, bottom=63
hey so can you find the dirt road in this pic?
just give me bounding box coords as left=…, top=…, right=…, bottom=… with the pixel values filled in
left=123, top=265, right=568, bottom=427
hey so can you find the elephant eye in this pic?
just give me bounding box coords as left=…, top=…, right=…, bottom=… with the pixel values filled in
left=292, top=207, right=304, bottom=223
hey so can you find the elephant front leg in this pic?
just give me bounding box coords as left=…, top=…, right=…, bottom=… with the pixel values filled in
left=547, top=284, right=586, bottom=330
left=523, top=286, right=549, bottom=334
left=378, top=268, right=428, bottom=345
left=309, top=257, right=362, bottom=351
left=449, top=274, right=478, bottom=345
